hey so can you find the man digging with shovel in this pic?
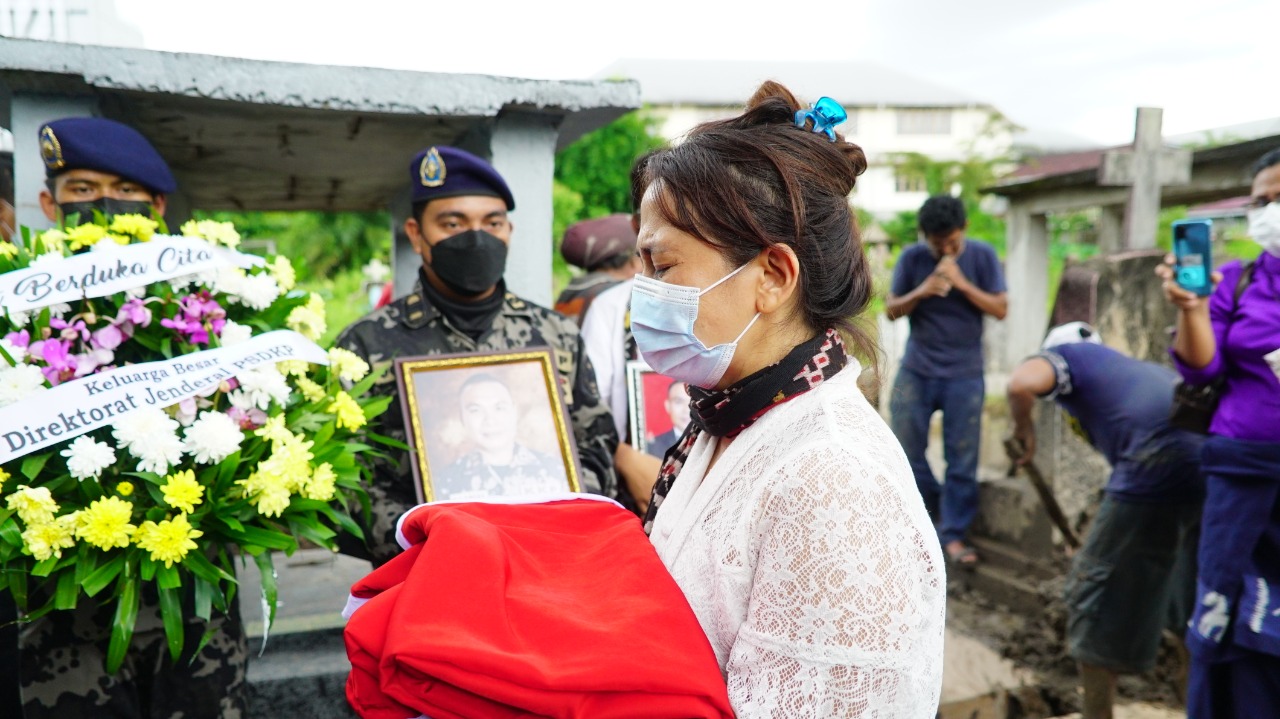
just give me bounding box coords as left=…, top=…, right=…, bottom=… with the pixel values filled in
left=1006, top=322, right=1204, bottom=719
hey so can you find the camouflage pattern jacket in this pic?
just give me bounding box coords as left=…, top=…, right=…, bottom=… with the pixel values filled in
left=335, top=281, right=619, bottom=564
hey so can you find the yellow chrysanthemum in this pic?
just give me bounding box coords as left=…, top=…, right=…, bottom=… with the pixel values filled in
left=161, top=469, right=205, bottom=514
left=268, top=256, right=297, bottom=291
left=0, top=242, right=16, bottom=259
left=276, top=359, right=309, bottom=377
left=7, top=485, right=59, bottom=526
left=328, top=391, right=366, bottom=430
left=306, top=292, right=325, bottom=316
left=253, top=415, right=292, bottom=444
left=37, top=229, right=68, bottom=252
left=294, top=377, right=327, bottom=403
left=302, top=462, right=337, bottom=501
left=108, top=214, right=158, bottom=242
left=21, top=514, right=77, bottom=562
left=326, top=347, right=369, bottom=384
left=180, top=219, right=241, bottom=249
left=117, top=481, right=135, bottom=496
left=104, top=233, right=130, bottom=246
left=66, top=223, right=108, bottom=251
left=0, top=466, right=10, bottom=490
left=285, top=304, right=327, bottom=341
left=134, top=514, right=203, bottom=568
left=237, top=470, right=293, bottom=518
left=75, top=496, right=137, bottom=549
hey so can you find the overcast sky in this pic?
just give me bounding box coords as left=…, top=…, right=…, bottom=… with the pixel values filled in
left=111, top=0, right=1272, bottom=146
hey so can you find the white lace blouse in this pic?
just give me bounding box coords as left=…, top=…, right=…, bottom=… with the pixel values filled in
left=649, top=364, right=945, bottom=718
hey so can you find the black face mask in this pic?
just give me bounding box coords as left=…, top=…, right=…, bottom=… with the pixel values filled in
left=427, top=229, right=509, bottom=296
left=58, top=198, right=155, bottom=226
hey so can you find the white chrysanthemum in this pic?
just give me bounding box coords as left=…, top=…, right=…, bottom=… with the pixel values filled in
left=219, top=320, right=253, bottom=346
left=181, top=219, right=241, bottom=249
left=209, top=267, right=245, bottom=296
left=326, top=347, right=370, bottom=384
left=123, top=285, right=147, bottom=300
left=45, top=303, right=72, bottom=319
left=229, top=272, right=280, bottom=311
left=231, top=365, right=291, bottom=410
left=0, top=364, right=48, bottom=408
left=112, top=407, right=184, bottom=474
left=5, top=310, right=30, bottom=328
left=183, top=411, right=244, bottom=464
left=169, top=273, right=199, bottom=292
left=60, top=435, right=117, bottom=480
left=30, top=252, right=64, bottom=269
left=0, top=337, right=27, bottom=363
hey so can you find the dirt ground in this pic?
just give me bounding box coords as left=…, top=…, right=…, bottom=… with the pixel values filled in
left=943, top=583, right=1187, bottom=718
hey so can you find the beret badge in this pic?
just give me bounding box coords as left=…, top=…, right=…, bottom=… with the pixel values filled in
left=419, top=147, right=446, bottom=188
left=40, top=126, right=65, bottom=171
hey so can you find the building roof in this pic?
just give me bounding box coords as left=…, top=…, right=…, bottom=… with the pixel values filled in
left=593, top=58, right=987, bottom=109
left=0, top=38, right=639, bottom=212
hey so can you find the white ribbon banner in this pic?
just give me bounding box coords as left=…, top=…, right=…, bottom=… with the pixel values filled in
left=0, top=330, right=328, bottom=465
left=0, top=235, right=264, bottom=314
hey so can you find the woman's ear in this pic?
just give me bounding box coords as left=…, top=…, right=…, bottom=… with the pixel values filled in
left=755, top=244, right=801, bottom=314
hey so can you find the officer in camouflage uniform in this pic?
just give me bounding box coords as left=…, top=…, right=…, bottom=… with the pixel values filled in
left=336, top=145, right=618, bottom=565
left=18, top=117, right=247, bottom=719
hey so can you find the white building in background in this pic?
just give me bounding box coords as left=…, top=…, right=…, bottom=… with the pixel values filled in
left=0, top=0, right=143, bottom=47
left=594, top=59, right=1017, bottom=220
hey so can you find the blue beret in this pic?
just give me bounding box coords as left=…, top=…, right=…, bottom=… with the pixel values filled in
left=408, top=146, right=514, bottom=210
left=39, top=117, right=176, bottom=194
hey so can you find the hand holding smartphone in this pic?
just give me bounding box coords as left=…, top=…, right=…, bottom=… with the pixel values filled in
left=1172, top=219, right=1214, bottom=297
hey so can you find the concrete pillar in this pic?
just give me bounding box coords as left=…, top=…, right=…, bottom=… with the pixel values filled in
left=1096, top=204, right=1125, bottom=254
left=389, top=186, right=416, bottom=299
left=1004, top=204, right=1049, bottom=370
left=9, top=92, right=98, bottom=229
left=489, top=111, right=559, bottom=308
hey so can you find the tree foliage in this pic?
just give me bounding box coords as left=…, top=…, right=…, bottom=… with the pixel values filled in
left=554, top=109, right=666, bottom=222
left=192, top=210, right=391, bottom=284
left=884, top=152, right=1010, bottom=254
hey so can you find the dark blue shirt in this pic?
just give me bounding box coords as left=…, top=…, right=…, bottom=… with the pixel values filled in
left=891, top=239, right=1006, bottom=378
left=1040, top=343, right=1204, bottom=503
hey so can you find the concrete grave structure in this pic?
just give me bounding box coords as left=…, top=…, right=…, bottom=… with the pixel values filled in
left=0, top=37, right=640, bottom=306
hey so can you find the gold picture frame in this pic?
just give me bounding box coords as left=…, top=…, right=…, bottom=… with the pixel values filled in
left=395, top=348, right=582, bottom=503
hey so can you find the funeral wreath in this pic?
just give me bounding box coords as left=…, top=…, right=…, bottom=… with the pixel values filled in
left=0, top=215, right=392, bottom=672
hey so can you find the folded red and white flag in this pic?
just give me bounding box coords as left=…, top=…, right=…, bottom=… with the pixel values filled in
left=343, top=495, right=734, bottom=719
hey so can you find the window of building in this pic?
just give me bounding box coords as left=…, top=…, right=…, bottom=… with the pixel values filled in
left=896, top=109, right=952, bottom=135
left=894, top=169, right=927, bottom=193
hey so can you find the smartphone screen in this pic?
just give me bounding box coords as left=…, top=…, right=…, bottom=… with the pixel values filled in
left=1173, top=220, right=1213, bottom=296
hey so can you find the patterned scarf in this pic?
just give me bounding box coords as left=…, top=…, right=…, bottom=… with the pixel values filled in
left=642, top=328, right=849, bottom=534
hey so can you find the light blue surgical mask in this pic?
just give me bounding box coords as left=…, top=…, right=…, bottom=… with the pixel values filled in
left=630, top=263, right=761, bottom=389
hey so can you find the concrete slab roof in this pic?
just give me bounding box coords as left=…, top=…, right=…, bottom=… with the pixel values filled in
left=594, top=58, right=988, bottom=109
left=0, top=38, right=640, bottom=212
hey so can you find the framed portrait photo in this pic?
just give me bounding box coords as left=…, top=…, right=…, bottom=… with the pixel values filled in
left=395, top=348, right=582, bottom=503
left=625, top=360, right=691, bottom=460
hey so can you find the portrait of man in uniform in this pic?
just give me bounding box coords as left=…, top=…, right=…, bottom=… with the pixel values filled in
left=396, top=349, right=581, bottom=502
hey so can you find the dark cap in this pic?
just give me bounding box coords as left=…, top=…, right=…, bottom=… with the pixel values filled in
left=408, top=146, right=515, bottom=210
left=561, top=214, right=637, bottom=270
left=39, top=117, right=176, bottom=194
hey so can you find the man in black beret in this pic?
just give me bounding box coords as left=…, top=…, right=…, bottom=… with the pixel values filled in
left=15, top=117, right=248, bottom=719
left=336, top=146, right=621, bottom=564
left=36, top=117, right=176, bottom=226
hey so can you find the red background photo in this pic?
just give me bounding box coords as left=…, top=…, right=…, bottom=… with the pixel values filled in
left=642, top=372, right=676, bottom=442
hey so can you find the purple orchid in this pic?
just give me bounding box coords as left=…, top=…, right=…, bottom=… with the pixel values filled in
left=117, top=298, right=154, bottom=330
left=49, top=318, right=90, bottom=343
left=161, top=292, right=227, bottom=346
left=31, top=338, right=79, bottom=385
left=91, top=323, right=125, bottom=351
left=228, top=406, right=267, bottom=430
left=4, top=330, right=30, bottom=349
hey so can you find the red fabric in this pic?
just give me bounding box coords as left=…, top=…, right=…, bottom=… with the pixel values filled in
left=343, top=499, right=734, bottom=719
left=375, top=281, right=394, bottom=309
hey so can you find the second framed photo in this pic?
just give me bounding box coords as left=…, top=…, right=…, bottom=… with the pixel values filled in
left=625, top=360, right=691, bottom=460
left=395, top=348, right=581, bottom=503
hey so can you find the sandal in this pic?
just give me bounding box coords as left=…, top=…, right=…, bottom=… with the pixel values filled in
left=945, top=541, right=979, bottom=567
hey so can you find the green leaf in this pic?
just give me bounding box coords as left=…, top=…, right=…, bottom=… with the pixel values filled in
left=254, top=552, right=278, bottom=633
left=81, top=554, right=126, bottom=597
left=0, top=518, right=23, bottom=549
left=54, top=570, right=78, bottom=610
left=156, top=563, right=182, bottom=590
left=181, top=550, right=237, bottom=586
left=140, top=555, right=156, bottom=582
left=6, top=569, right=27, bottom=610
left=365, top=431, right=409, bottom=451
left=158, top=585, right=185, bottom=662
left=30, top=556, right=59, bottom=578
left=20, top=452, right=52, bottom=481
left=188, top=624, right=219, bottom=665
left=106, top=575, right=140, bottom=673
left=193, top=577, right=214, bottom=622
